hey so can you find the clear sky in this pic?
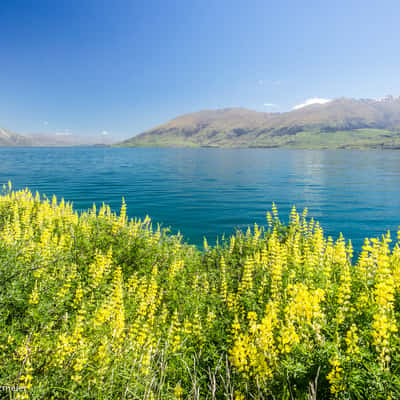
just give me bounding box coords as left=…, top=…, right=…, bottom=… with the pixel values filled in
left=1, top=0, right=400, bottom=138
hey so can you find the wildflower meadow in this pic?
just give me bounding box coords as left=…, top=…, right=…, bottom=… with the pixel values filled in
left=1, top=185, right=400, bottom=399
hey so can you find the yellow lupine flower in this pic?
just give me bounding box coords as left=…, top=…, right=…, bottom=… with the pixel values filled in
left=345, top=324, right=360, bottom=357
left=28, top=281, right=39, bottom=305
left=220, top=256, right=228, bottom=301
left=327, top=358, right=345, bottom=394
left=238, top=256, right=254, bottom=294
left=174, top=383, right=184, bottom=399
left=89, top=248, right=113, bottom=288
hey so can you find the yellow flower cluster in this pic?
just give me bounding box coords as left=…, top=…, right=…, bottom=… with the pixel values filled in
left=327, top=358, right=345, bottom=394
left=2, top=189, right=400, bottom=398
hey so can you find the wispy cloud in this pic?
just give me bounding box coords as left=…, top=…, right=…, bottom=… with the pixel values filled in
left=101, top=130, right=109, bottom=135
left=43, top=121, right=49, bottom=126
left=293, top=98, right=332, bottom=110
left=264, top=103, right=278, bottom=107
left=55, top=129, right=72, bottom=136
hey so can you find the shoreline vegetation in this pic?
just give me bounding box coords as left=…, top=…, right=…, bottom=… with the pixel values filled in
left=1, top=186, right=400, bottom=399
left=117, top=129, right=400, bottom=149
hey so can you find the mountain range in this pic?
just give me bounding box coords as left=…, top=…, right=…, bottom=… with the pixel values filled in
left=118, top=96, right=400, bottom=149
left=0, top=127, right=32, bottom=146
left=3, top=96, right=400, bottom=148
left=0, top=128, right=115, bottom=147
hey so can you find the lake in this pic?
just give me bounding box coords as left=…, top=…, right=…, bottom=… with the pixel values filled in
left=1, top=147, right=399, bottom=250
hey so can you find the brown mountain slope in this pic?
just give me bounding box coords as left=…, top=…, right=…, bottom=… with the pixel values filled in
left=118, top=96, right=400, bottom=148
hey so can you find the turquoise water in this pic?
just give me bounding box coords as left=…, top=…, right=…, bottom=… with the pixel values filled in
left=1, top=147, right=400, bottom=249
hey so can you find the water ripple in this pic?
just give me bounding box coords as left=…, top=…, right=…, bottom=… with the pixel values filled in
left=1, top=147, right=400, bottom=249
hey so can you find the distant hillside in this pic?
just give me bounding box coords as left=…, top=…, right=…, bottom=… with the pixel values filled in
left=0, top=128, right=115, bottom=147
left=0, top=127, right=32, bottom=146
left=25, top=133, right=115, bottom=146
left=118, top=96, right=400, bottom=149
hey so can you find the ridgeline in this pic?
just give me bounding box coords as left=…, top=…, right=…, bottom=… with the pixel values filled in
left=118, top=96, right=400, bottom=149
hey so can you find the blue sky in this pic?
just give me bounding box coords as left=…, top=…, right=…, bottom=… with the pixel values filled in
left=1, top=0, right=400, bottom=138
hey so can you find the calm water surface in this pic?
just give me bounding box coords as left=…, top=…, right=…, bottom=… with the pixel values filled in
left=1, top=147, right=400, bottom=250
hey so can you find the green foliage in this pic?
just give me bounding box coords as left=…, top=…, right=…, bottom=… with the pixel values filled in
left=1, top=188, right=400, bottom=399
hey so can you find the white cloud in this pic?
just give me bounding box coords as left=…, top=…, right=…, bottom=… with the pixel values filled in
left=43, top=121, right=49, bottom=126
left=293, top=98, right=332, bottom=110
left=264, top=103, right=277, bottom=107
left=55, top=130, right=72, bottom=136
left=101, top=130, right=109, bottom=135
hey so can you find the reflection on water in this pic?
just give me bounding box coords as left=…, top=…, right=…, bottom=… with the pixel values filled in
left=0, top=147, right=400, bottom=250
